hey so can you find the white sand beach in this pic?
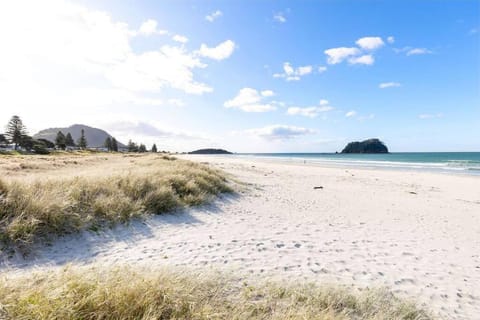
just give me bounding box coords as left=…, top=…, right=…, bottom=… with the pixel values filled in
left=3, top=155, right=480, bottom=319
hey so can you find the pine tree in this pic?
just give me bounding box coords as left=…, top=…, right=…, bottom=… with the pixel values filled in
left=111, top=137, right=118, bottom=152
left=77, top=129, right=87, bottom=149
left=138, top=144, right=147, bottom=153
left=104, top=137, right=112, bottom=151
left=151, top=144, right=157, bottom=153
left=0, top=134, right=7, bottom=146
left=5, top=115, right=27, bottom=150
left=55, top=131, right=66, bottom=150
left=65, top=132, right=75, bottom=147
left=127, top=140, right=138, bottom=152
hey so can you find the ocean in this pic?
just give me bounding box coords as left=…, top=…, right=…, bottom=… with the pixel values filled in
left=234, top=152, right=480, bottom=175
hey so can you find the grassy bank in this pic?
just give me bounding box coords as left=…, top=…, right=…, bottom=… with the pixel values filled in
left=0, top=154, right=231, bottom=249
left=0, top=265, right=433, bottom=320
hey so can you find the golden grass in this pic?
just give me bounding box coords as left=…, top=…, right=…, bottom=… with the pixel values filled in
left=0, top=265, right=433, bottom=320
left=0, top=153, right=231, bottom=249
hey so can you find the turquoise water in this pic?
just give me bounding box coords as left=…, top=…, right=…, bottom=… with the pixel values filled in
left=235, top=152, right=480, bottom=175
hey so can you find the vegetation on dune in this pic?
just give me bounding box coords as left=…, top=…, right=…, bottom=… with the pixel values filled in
left=0, top=156, right=231, bottom=250
left=0, top=265, right=433, bottom=320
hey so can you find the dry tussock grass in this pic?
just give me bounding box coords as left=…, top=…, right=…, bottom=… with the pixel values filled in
left=0, top=153, right=231, bottom=249
left=0, top=265, right=433, bottom=320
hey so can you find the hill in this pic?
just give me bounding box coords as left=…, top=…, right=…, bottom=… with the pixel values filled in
left=33, top=124, right=125, bottom=148
left=189, top=148, right=232, bottom=154
left=341, top=138, right=389, bottom=153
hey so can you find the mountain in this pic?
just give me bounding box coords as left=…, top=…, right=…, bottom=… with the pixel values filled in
left=33, top=124, right=125, bottom=148
left=341, top=138, right=389, bottom=153
left=189, top=148, right=232, bottom=154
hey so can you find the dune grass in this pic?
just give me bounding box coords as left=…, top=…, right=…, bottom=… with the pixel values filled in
left=0, top=154, right=231, bottom=250
left=0, top=265, right=433, bottom=320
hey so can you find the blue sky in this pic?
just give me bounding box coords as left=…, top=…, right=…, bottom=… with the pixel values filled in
left=0, top=0, right=478, bottom=152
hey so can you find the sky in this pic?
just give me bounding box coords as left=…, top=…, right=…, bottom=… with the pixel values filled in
left=0, top=0, right=479, bottom=152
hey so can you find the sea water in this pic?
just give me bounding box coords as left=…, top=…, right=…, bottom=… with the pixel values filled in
left=233, top=152, right=480, bottom=175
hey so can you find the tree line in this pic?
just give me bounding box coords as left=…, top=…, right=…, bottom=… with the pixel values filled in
left=1, top=115, right=160, bottom=154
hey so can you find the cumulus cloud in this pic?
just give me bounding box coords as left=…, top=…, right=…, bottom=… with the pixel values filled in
left=197, top=40, right=235, bottom=60
left=324, top=47, right=360, bottom=64
left=105, top=46, right=212, bottom=94
left=287, top=99, right=334, bottom=118
left=273, top=13, right=286, bottom=23
left=379, top=82, right=401, bottom=89
left=0, top=0, right=238, bottom=107
left=325, top=36, right=392, bottom=66
left=246, top=125, right=315, bottom=140
left=273, top=62, right=313, bottom=81
left=172, top=34, right=188, bottom=43
left=138, top=19, right=168, bottom=36
left=355, top=37, right=384, bottom=50
left=348, top=54, right=374, bottom=65
left=205, top=10, right=222, bottom=22
left=224, top=88, right=276, bottom=112
left=345, top=111, right=357, bottom=117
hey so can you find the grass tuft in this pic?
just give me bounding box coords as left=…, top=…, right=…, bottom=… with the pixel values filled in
left=0, top=265, right=434, bottom=320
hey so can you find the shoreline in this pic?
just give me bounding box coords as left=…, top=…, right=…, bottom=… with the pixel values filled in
left=188, top=153, right=480, bottom=177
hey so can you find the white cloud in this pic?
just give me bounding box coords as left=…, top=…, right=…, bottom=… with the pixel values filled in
left=419, top=113, right=443, bottom=119
left=318, top=66, right=327, bottom=73
left=387, top=36, right=395, bottom=44
left=406, top=48, right=432, bottom=56
left=379, top=82, right=401, bottom=89
left=345, top=111, right=374, bottom=121
left=198, top=40, right=235, bottom=60
left=273, top=13, right=286, bottom=23
left=0, top=0, right=233, bottom=105
left=224, top=88, right=276, bottom=112
left=273, top=62, right=313, bottom=81
left=205, top=10, right=222, bottom=22
left=106, top=46, right=212, bottom=94
left=138, top=19, right=167, bottom=36
left=172, top=34, right=188, bottom=43
left=287, top=99, right=334, bottom=118
left=324, top=47, right=360, bottom=64
left=470, top=28, right=478, bottom=35
left=246, top=125, right=315, bottom=140
left=261, top=90, right=275, bottom=97
left=355, top=37, right=384, bottom=50
left=348, top=54, right=374, bottom=65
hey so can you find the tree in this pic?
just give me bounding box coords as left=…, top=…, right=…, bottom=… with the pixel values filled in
left=5, top=115, right=27, bottom=150
left=111, top=137, right=118, bottom=152
left=77, top=129, right=87, bottom=149
left=0, top=134, right=7, bottom=146
left=151, top=144, right=157, bottom=153
left=55, top=131, right=66, bottom=150
left=138, top=144, right=147, bottom=153
left=37, top=138, right=55, bottom=148
left=65, top=132, right=75, bottom=147
left=104, top=137, right=112, bottom=151
left=20, top=135, right=35, bottom=150
left=127, top=140, right=138, bottom=152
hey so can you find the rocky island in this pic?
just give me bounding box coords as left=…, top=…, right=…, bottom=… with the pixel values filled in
left=341, top=138, right=389, bottom=153
left=189, top=148, right=233, bottom=154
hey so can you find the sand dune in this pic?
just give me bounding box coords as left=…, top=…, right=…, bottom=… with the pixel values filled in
left=3, top=155, right=479, bottom=319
